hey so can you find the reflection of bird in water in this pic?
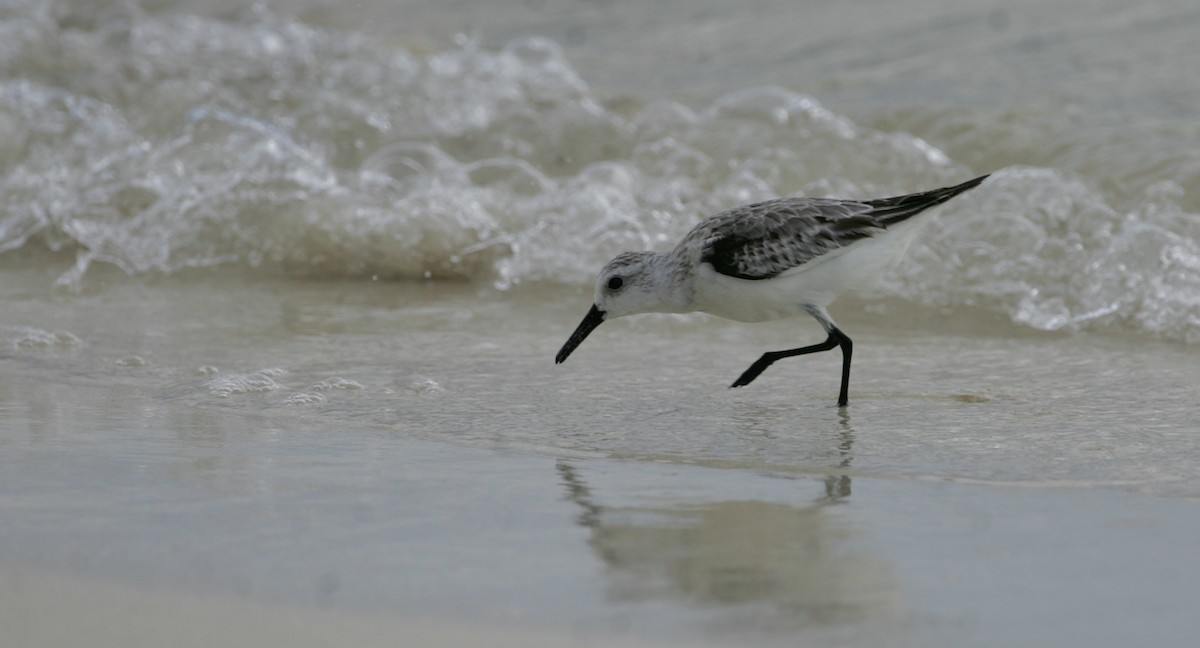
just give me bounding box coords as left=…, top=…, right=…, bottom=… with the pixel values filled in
left=554, top=418, right=898, bottom=629
left=559, top=458, right=603, bottom=530
left=824, top=409, right=854, bottom=501
left=727, top=403, right=855, bottom=503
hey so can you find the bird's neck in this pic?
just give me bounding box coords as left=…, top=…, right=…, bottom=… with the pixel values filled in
left=646, top=251, right=696, bottom=314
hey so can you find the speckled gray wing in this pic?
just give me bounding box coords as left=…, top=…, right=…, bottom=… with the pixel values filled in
left=696, top=198, right=881, bottom=280
left=696, top=174, right=989, bottom=280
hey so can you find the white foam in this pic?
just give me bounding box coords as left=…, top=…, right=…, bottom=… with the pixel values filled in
left=0, top=2, right=1196, bottom=343
left=206, top=372, right=283, bottom=398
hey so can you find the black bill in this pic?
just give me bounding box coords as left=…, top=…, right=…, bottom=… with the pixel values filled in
left=555, top=304, right=606, bottom=364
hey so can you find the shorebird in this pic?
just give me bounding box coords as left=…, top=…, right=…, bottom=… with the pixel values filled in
left=555, top=174, right=989, bottom=406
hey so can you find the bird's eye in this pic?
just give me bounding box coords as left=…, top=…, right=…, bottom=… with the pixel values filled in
left=607, top=276, right=624, bottom=291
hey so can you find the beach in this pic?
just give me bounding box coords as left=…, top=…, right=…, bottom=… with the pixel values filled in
left=2, top=0, right=1199, bottom=645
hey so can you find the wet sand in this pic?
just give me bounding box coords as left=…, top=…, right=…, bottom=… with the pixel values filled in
left=3, top=265, right=1199, bottom=647
left=0, top=568, right=681, bottom=648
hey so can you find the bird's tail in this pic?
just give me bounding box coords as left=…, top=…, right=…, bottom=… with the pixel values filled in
left=866, top=174, right=990, bottom=227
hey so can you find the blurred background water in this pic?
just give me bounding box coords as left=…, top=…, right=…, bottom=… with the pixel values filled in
left=2, top=0, right=1198, bottom=340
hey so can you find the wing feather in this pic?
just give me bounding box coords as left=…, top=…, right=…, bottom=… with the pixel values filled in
left=696, top=198, right=880, bottom=280
left=694, top=175, right=988, bottom=280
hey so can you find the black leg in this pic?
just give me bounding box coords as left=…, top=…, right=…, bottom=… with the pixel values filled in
left=834, top=329, right=852, bottom=407
left=730, top=327, right=853, bottom=407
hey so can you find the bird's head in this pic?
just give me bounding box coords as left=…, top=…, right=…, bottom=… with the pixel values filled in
left=555, top=251, right=669, bottom=364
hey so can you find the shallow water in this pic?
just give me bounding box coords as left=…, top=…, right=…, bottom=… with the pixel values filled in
left=2, top=0, right=1200, bottom=646
left=3, top=264, right=1200, bottom=646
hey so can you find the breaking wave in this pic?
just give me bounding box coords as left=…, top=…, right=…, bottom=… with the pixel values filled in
left=0, top=1, right=1197, bottom=343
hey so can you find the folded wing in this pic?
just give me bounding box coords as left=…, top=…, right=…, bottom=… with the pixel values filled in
left=697, top=174, right=988, bottom=281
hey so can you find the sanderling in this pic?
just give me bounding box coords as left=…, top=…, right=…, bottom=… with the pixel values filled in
left=555, top=174, right=989, bottom=406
